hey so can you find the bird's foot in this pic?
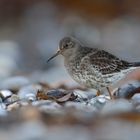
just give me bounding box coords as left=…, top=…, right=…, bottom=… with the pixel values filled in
left=106, top=87, right=114, bottom=99
left=96, top=90, right=101, bottom=96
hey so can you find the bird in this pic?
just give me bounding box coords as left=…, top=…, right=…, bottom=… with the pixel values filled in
left=47, top=36, right=140, bottom=99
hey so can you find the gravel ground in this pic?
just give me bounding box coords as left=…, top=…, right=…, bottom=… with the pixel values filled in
left=0, top=75, right=140, bottom=140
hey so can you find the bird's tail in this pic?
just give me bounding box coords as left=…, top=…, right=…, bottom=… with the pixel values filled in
left=128, top=62, right=140, bottom=67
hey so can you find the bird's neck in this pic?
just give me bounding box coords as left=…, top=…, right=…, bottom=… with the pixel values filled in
left=63, top=47, right=80, bottom=59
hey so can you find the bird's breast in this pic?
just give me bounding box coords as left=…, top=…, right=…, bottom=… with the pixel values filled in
left=64, top=58, right=84, bottom=82
left=64, top=58, right=120, bottom=89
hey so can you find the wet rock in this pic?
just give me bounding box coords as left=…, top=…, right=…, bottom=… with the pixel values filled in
left=7, top=102, right=21, bottom=111
left=135, top=105, right=140, bottom=112
left=132, top=94, right=140, bottom=104
left=87, top=95, right=107, bottom=110
left=113, top=80, right=140, bottom=99
left=0, top=102, right=6, bottom=110
left=131, top=94, right=140, bottom=111
left=65, top=101, right=94, bottom=112
left=25, top=94, right=36, bottom=102
left=5, top=94, right=20, bottom=105
left=73, top=90, right=88, bottom=100
left=18, top=84, right=42, bottom=101
left=64, top=106, right=96, bottom=125
left=0, top=97, right=3, bottom=104
left=0, top=76, right=30, bottom=91
left=19, top=101, right=30, bottom=107
left=0, top=90, right=13, bottom=101
left=101, top=99, right=133, bottom=115
left=32, top=100, right=61, bottom=113
left=32, top=100, right=54, bottom=106
left=39, top=102, right=62, bottom=113
left=74, top=90, right=96, bottom=102
left=0, top=104, right=7, bottom=116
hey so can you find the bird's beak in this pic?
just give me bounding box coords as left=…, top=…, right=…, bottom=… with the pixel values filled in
left=47, top=49, right=61, bottom=63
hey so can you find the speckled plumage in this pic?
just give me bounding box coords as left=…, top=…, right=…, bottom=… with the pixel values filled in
left=48, top=37, right=140, bottom=97
left=64, top=46, right=132, bottom=89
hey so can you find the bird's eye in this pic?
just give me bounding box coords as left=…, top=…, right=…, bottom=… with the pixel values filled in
left=64, top=43, right=69, bottom=48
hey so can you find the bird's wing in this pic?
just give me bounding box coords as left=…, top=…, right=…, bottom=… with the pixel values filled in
left=88, top=50, right=129, bottom=75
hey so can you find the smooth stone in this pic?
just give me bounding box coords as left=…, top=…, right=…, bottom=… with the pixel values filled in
left=97, top=96, right=106, bottom=104
left=73, top=90, right=96, bottom=103
left=101, top=99, right=133, bottom=115
left=74, top=90, right=95, bottom=101
left=19, top=101, right=30, bottom=106
left=0, top=98, right=3, bottom=103
left=135, top=105, right=140, bottom=112
left=5, top=94, right=20, bottom=104
left=38, top=102, right=62, bottom=114
left=32, top=100, right=62, bottom=113
left=0, top=103, right=6, bottom=110
left=132, top=94, right=140, bottom=103
left=39, top=104, right=62, bottom=113
left=113, top=80, right=140, bottom=98
left=7, top=102, right=21, bottom=111
left=25, top=94, right=36, bottom=102
left=131, top=94, right=140, bottom=111
left=65, top=101, right=95, bottom=112
left=0, top=90, right=13, bottom=99
left=32, top=100, right=54, bottom=106
left=0, top=104, right=7, bottom=116
left=18, top=84, right=42, bottom=100
left=87, top=95, right=107, bottom=110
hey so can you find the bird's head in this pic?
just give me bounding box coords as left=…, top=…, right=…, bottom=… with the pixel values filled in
left=47, top=37, right=81, bottom=62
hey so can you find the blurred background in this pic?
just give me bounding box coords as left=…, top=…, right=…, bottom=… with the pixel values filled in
left=0, top=0, right=140, bottom=85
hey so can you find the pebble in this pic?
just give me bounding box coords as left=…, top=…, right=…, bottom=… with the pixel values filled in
left=32, top=100, right=54, bottom=106
left=75, top=89, right=96, bottom=98
left=132, top=94, right=140, bottom=104
left=0, top=90, right=13, bottom=100
left=18, top=84, right=42, bottom=101
left=131, top=94, right=140, bottom=111
left=65, top=101, right=95, bottom=112
left=87, top=95, right=107, bottom=110
left=0, top=104, right=7, bottom=116
left=7, top=102, right=21, bottom=111
left=101, top=99, right=133, bottom=115
left=0, top=98, right=3, bottom=104
left=0, top=102, right=6, bottom=110
left=39, top=104, right=62, bottom=113
left=5, top=94, right=20, bottom=104
left=73, top=90, right=96, bottom=103
left=32, top=100, right=62, bottom=113
left=19, top=100, right=30, bottom=107
left=25, top=94, right=36, bottom=102
left=113, top=80, right=140, bottom=99
left=74, top=90, right=89, bottom=101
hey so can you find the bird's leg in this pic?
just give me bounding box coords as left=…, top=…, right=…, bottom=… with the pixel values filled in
left=106, top=87, right=114, bottom=99
left=96, top=90, right=101, bottom=96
